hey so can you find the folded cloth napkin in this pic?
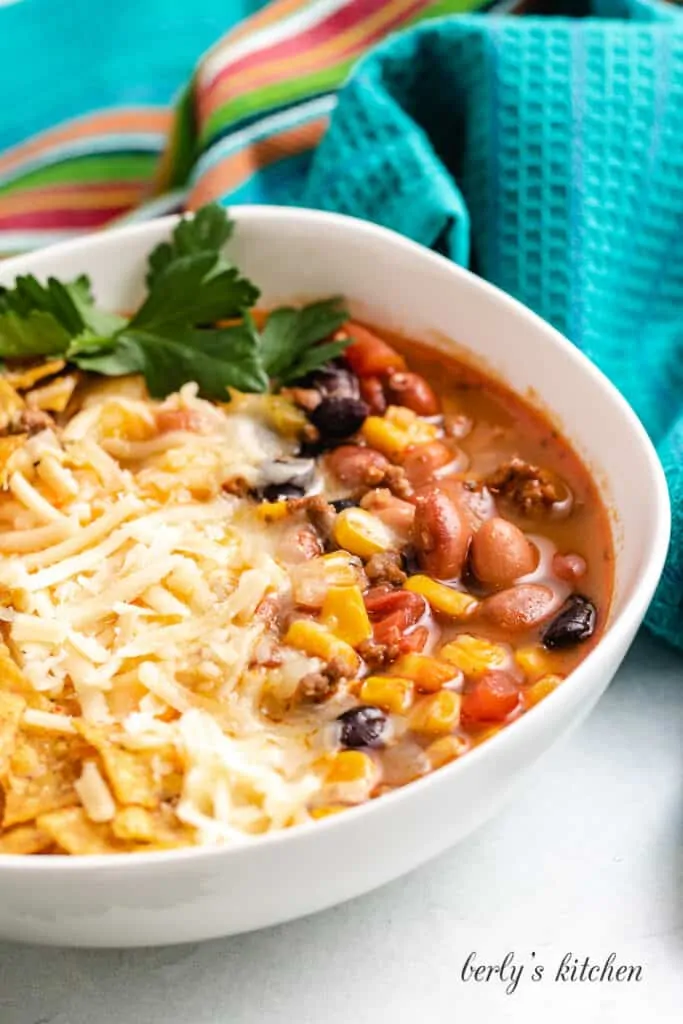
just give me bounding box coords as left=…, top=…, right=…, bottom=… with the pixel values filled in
left=1, top=0, right=682, bottom=648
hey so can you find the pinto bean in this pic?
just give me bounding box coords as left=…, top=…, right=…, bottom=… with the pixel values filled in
left=360, top=488, right=415, bottom=541
left=412, top=487, right=472, bottom=580
left=418, top=479, right=495, bottom=532
left=344, top=323, right=406, bottom=377
left=470, top=517, right=538, bottom=587
left=478, top=584, right=556, bottom=632
left=401, top=441, right=454, bottom=488
left=359, top=376, right=387, bottom=415
left=384, top=371, right=441, bottom=416
left=325, top=445, right=390, bottom=488
left=552, top=552, right=587, bottom=582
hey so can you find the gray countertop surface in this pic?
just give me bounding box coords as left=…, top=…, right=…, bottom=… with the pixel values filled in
left=0, top=631, right=681, bottom=1024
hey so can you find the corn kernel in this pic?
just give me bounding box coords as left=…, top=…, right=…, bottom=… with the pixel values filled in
left=514, top=645, right=560, bottom=682
left=390, top=653, right=460, bottom=693
left=325, top=751, right=378, bottom=803
left=362, top=416, right=411, bottom=457
left=322, top=585, right=373, bottom=647
left=524, top=673, right=564, bottom=708
left=255, top=500, right=289, bottom=523
left=309, top=805, right=347, bottom=820
left=284, top=619, right=359, bottom=676
left=385, top=405, right=439, bottom=442
left=409, top=691, right=461, bottom=736
left=360, top=675, right=414, bottom=714
left=333, top=506, right=395, bottom=559
left=440, top=634, right=509, bottom=678
left=425, top=734, right=469, bottom=769
left=361, top=406, right=439, bottom=457
left=405, top=576, right=478, bottom=618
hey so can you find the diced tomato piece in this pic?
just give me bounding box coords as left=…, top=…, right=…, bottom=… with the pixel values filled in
left=364, top=588, right=427, bottom=646
left=398, top=626, right=430, bottom=654
left=364, top=588, right=424, bottom=619
left=344, top=323, right=406, bottom=378
left=461, top=672, right=521, bottom=724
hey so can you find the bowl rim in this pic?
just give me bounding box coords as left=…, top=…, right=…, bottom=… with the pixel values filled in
left=0, top=205, right=671, bottom=871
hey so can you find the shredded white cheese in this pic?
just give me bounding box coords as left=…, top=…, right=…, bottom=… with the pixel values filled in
left=1, top=385, right=329, bottom=841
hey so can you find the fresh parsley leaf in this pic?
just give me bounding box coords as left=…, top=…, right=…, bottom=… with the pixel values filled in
left=0, top=275, right=115, bottom=357
left=72, top=319, right=269, bottom=399
left=131, top=252, right=259, bottom=333
left=259, top=298, right=349, bottom=383
left=0, top=309, right=73, bottom=358
left=67, top=276, right=128, bottom=337
left=146, top=204, right=235, bottom=289
left=281, top=339, right=352, bottom=382
left=0, top=204, right=350, bottom=402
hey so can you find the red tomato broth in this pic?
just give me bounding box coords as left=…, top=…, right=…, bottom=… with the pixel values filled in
left=302, top=322, right=614, bottom=802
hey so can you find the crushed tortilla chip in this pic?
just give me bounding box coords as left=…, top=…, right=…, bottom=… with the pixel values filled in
left=4, top=359, right=67, bottom=391
left=0, top=379, right=25, bottom=431
left=0, top=691, right=25, bottom=772
left=1, top=731, right=85, bottom=827
left=0, top=821, right=52, bottom=855
left=0, top=644, right=31, bottom=696
left=37, top=806, right=122, bottom=855
left=0, top=435, right=27, bottom=486
left=112, top=805, right=195, bottom=849
left=26, top=373, right=80, bottom=413
left=75, top=721, right=158, bottom=808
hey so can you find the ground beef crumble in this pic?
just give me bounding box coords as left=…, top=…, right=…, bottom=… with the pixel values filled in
left=485, top=456, right=566, bottom=516
left=365, top=551, right=407, bottom=587
left=296, top=657, right=348, bottom=704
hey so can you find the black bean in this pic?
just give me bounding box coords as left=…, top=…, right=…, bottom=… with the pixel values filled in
left=541, top=594, right=597, bottom=650
left=260, top=482, right=306, bottom=502
left=331, top=499, right=358, bottom=513
left=337, top=705, right=387, bottom=749
left=298, top=365, right=360, bottom=400
left=309, top=396, right=369, bottom=440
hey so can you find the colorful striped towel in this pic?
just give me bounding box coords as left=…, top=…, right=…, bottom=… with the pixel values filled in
left=0, top=0, right=492, bottom=253
left=2, top=0, right=683, bottom=651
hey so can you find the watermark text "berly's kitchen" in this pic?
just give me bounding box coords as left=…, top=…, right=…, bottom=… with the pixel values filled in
left=460, top=952, right=643, bottom=995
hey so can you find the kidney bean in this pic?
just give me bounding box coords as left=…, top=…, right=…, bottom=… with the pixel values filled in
left=552, top=552, right=587, bottom=582
left=412, top=487, right=472, bottom=580
left=344, top=323, right=406, bottom=377
left=359, top=376, right=387, bottom=415
left=384, top=371, right=441, bottom=416
left=479, top=583, right=556, bottom=632
left=360, top=488, right=415, bottom=540
left=470, top=517, right=538, bottom=587
left=401, top=441, right=454, bottom=488
left=461, top=672, right=521, bottom=724
left=325, top=445, right=390, bottom=488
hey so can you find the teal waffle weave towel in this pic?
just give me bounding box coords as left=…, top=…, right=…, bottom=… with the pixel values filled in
left=304, top=0, right=683, bottom=648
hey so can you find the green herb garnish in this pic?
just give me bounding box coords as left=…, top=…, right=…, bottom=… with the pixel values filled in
left=0, top=204, right=350, bottom=400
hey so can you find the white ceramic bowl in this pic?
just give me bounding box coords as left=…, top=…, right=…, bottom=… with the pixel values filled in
left=0, top=208, right=670, bottom=948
